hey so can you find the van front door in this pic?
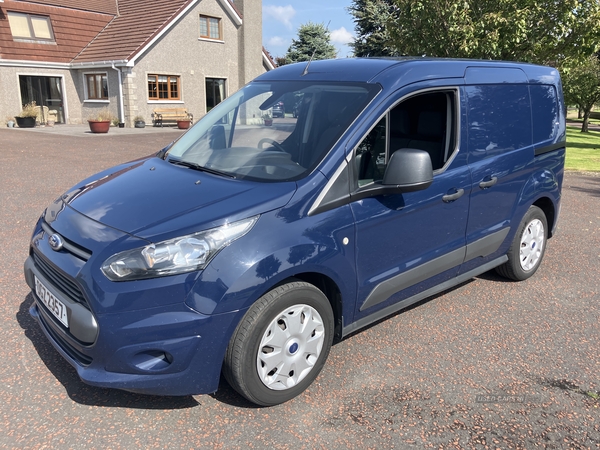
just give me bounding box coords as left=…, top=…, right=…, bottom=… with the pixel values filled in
left=349, top=88, right=471, bottom=322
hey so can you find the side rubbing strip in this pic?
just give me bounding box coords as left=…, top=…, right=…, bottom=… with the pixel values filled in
left=464, top=227, right=510, bottom=262
left=360, top=247, right=465, bottom=311
left=534, top=141, right=566, bottom=156
left=344, top=256, right=508, bottom=338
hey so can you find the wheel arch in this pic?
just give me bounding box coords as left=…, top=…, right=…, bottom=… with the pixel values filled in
left=276, top=272, right=344, bottom=342
left=532, top=196, right=556, bottom=238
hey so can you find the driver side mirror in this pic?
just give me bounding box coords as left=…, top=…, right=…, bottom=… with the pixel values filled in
left=383, top=148, right=433, bottom=192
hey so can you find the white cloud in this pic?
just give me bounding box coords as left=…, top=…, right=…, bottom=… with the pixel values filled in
left=267, top=36, right=287, bottom=48
left=264, top=5, right=296, bottom=30
left=330, top=27, right=354, bottom=45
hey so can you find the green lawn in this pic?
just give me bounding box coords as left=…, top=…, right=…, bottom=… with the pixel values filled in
left=566, top=126, right=600, bottom=172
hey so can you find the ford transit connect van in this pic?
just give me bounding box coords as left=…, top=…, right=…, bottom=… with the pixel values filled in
left=24, top=58, right=565, bottom=406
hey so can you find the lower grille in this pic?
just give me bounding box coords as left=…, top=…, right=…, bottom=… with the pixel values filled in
left=37, top=305, right=93, bottom=366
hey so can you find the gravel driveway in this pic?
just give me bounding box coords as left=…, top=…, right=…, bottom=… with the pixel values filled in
left=0, top=126, right=598, bottom=449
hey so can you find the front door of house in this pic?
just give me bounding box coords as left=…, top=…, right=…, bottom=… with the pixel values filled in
left=19, top=76, right=65, bottom=124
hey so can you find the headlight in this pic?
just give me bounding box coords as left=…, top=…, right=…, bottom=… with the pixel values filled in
left=101, top=216, right=259, bottom=281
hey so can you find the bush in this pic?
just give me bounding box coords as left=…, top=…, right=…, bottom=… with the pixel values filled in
left=17, top=102, right=38, bottom=118
left=88, top=107, right=115, bottom=122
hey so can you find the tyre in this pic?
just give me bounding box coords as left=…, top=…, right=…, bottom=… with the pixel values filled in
left=223, top=281, right=334, bottom=406
left=496, top=205, right=548, bottom=281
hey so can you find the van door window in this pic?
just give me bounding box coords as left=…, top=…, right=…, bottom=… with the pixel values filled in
left=354, top=90, right=457, bottom=187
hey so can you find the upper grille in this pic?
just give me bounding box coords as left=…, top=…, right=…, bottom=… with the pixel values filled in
left=33, top=252, right=90, bottom=310
left=41, top=221, right=92, bottom=261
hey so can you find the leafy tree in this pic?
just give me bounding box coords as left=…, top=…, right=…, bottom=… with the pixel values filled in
left=348, top=0, right=600, bottom=66
left=283, top=22, right=337, bottom=65
left=348, top=0, right=398, bottom=57
left=562, top=56, right=600, bottom=132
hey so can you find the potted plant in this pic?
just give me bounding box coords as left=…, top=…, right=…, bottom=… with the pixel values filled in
left=263, top=113, right=273, bottom=126
left=15, top=102, right=38, bottom=128
left=6, top=116, right=15, bottom=128
left=177, top=118, right=191, bottom=129
left=88, top=107, right=114, bottom=133
left=134, top=115, right=146, bottom=128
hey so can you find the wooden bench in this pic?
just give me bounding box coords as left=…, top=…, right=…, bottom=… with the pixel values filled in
left=151, top=108, right=193, bottom=127
left=589, top=111, right=600, bottom=120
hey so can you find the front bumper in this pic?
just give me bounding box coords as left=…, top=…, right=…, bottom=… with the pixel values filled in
left=25, top=253, right=243, bottom=396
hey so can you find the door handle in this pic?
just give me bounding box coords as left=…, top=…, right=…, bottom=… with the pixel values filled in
left=479, top=176, right=498, bottom=189
left=442, top=188, right=464, bottom=203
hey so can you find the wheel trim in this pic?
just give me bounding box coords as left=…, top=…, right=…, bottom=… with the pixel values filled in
left=256, top=304, right=325, bottom=391
left=519, top=218, right=545, bottom=271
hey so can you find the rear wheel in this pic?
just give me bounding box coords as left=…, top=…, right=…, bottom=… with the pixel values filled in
left=223, top=281, right=334, bottom=406
left=496, top=205, right=548, bottom=281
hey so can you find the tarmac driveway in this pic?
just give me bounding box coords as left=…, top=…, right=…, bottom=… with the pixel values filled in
left=0, top=126, right=598, bottom=448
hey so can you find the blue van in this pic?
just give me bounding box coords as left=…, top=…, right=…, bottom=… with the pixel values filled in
left=24, top=58, right=565, bottom=406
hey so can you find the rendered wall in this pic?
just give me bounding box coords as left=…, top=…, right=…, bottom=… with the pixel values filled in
left=125, top=0, right=265, bottom=127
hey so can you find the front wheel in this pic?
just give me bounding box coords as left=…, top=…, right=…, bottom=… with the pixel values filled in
left=496, top=205, right=548, bottom=281
left=223, top=281, right=334, bottom=406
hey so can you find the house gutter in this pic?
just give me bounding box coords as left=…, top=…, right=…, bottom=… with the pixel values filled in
left=70, top=60, right=129, bottom=69
left=0, top=59, right=72, bottom=69
left=110, top=63, right=125, bottom=127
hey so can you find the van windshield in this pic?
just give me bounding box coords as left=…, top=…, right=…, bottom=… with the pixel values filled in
left=165, top=81, right=380, bottom=181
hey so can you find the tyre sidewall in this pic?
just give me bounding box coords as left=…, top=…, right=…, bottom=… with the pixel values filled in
left=508, top=206, right=548, bottom=280
left=232, top=283, right=334, bottom=406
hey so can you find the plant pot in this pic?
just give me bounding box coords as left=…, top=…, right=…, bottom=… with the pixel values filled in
left=88, top=120, right=111, bottom=133
left=46, top=120, right=55, bottom=127
left=177, top=120, right=191, bottom=130
left=264, top=119, right=273, bottom=126
left=15, top=116, right=36, bottom=128
left=134, top=121, right=146, bottom=128
left=7, top=120, right=15, bottom=128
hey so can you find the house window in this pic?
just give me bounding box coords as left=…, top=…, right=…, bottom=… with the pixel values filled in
left=7, top=12, right=54, bottom=41
left=85, top=74, right=108, bottom=100
left=199, top=15, right=222, bottom=40
left=148, top=75, right=181, bottom=100
left=206, top=78, right=226, bottom=111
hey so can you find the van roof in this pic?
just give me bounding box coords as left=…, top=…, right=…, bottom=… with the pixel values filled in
left=255, top=57, right=560, bottom=87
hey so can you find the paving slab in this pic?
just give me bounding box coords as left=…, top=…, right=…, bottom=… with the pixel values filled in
left=0, top=127, right=598, bottom=449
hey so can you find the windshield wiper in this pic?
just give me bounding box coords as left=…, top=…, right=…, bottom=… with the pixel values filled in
left=168, top=159, right=235, bottom=178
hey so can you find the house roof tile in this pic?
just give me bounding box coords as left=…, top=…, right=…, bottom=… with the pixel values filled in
left=0, top=1, right=112, bottom=63
left=1, top=0, right=249, bottom=66
left=73, top=0, right=195, bottom=63
left=12, top=0, right=118, bottom=15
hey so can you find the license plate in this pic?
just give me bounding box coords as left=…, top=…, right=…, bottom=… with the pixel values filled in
left=35, top=276, right=69, bottom=328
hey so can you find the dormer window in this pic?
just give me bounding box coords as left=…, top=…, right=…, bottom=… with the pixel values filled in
left=7, top=12, right=54, bottom=42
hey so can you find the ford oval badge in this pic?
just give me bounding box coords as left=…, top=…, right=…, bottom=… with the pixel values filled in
left=48, top=233, right=64, bottom=251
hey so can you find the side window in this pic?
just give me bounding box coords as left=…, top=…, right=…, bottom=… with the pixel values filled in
left=530, top=85, right=559, bottom=143
left=356, top=117, right=387, bottom=187
left=354, top=90, right=457, bottom=187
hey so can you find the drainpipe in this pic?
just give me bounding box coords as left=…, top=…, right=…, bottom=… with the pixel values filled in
left=111, top=63, right=125, bottom=127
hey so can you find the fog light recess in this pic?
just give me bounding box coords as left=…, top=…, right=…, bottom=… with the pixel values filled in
left=132, top=350, right=173, bottom=371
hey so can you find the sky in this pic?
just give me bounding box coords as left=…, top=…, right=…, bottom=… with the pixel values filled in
left=262, top=1, right=356, bottom=60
